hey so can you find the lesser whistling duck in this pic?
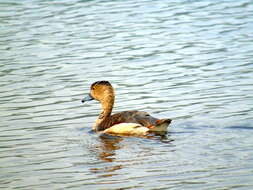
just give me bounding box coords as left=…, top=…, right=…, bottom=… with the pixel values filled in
left=82, top=81, right=172, bottom=136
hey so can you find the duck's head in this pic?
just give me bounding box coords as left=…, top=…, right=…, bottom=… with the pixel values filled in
left=82, top=81, right=115, bottom=104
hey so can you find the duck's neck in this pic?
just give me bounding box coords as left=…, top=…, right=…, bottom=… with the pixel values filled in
left=94, top=95, right=114, bottom=131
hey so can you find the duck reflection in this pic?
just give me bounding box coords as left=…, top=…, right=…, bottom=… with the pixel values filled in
left=89, top=132, right=174, bottom=175
left=97, top=133, right=123, bottom=162
left=89, top=133, right=123, bottom=175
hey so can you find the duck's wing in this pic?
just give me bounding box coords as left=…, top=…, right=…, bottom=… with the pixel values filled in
left=110, top=111, right=138, bottom=123
left=110, top=111, right=171, bottom=132
left=110, top=111, right=149, bottom=125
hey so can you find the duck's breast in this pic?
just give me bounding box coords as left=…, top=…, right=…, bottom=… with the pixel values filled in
left=103, top=123, right=149, bottom=136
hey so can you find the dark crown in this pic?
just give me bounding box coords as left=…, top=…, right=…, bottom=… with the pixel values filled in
left=91, top=81, right=111, bottom=88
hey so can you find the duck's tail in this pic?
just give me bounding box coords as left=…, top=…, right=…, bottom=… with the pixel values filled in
left=149, top=119, right=172, bottom=132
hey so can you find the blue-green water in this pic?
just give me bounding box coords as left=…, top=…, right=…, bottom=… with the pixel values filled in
left=1, top=0, right=253, bottom=189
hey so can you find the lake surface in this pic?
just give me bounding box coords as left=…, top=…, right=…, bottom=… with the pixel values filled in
left=1, top=0, right=253, bottom=189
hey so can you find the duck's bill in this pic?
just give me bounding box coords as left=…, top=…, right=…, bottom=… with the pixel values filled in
left=81, top=94, right=94, bottom=103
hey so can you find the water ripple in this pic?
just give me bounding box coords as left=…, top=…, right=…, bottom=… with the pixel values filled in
left=1, top=0, right=253, bottom=189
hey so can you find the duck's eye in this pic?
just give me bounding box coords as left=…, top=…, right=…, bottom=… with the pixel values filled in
left=145, top=114, right=150, bottom=117
left=92, top=87, right=95, bottom=90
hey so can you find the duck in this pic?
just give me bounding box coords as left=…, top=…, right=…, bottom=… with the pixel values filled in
left=82, top=81, right=172, bottom=136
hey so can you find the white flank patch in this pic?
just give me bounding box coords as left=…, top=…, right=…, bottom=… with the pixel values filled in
left=103, top=123, right=149, bottom=136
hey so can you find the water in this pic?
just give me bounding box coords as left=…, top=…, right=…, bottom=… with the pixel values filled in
left=1, top=0, right=253, bottom=189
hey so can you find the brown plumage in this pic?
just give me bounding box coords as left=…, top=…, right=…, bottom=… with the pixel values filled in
left=82, top=81, right=172, bottom=135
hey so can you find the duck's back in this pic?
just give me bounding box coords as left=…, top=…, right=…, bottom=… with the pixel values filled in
left=110, top=110, right=152, bottom=125
left=108, top=110, right=171, bottom=132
